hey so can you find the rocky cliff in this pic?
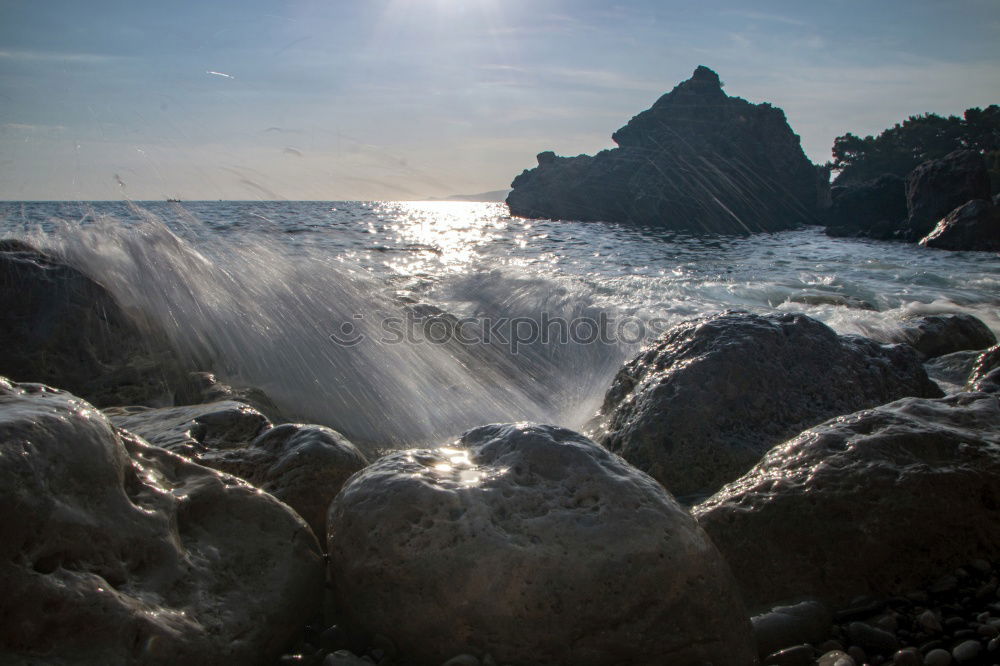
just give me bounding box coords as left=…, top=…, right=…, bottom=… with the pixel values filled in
left=506, top=66, right=826, bottom=233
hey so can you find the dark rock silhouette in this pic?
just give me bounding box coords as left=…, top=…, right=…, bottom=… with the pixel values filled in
left=919, top=198, right=1000, bottom=251
left=506, top=66, right=825, bottom=233
left=904, top=150, right=991, bottom=239
left=0, top=239, right=188, bottom=407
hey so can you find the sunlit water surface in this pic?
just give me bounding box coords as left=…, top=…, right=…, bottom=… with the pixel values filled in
left=2, top=200, right=998, bottom=451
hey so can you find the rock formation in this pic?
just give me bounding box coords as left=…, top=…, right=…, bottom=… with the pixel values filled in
left=596, top=311, right=943, bottom=499
left=106, top=402, right=368, bottom=538
left=0, top=378, right=324, bottom=664
left=904, top=150, right=991, bottom=239
left=0, top=239, right=187, bottom=407
left=506, top=66, right=825, bottom=233
left=919, top=198, right=1000, bottom=251
left=695, top=392, right=1000, bottom=610
left=879, top=313, right=997, bottom=360
left=327, top=423, right=756, bottom=665
left=825, top=174, right=907, bottom=239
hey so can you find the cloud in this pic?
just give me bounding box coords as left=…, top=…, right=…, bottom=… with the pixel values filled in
left=1, top=123, right=66, bottom=132
left=719, top=10, right=808, bottom=27
left=0, top=49, right=119, bottom=63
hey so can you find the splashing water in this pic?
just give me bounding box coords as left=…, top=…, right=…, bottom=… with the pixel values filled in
left=3, top=200, right=998, bottom=451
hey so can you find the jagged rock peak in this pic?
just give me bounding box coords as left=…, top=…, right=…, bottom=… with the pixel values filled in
left=691, top=65, right=721, bottom=83
left=656, top=65, right=726, bottom=104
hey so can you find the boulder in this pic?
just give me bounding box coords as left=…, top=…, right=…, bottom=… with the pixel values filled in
left=904, top=150, right=991, bottom=239
left=0, top=378, right=324, bottom=664
left=922, top=350, right=982, bottom=393
left=824, top=174, right=907, bottom=239
left=694, top=392, right=1000, bottom=609
left=597, top=311, right=942, bottom=498
left=327, top=423, right=756, bottom=665
left=882, top=313, right=997, bottom=359
left=105, top=400, right=270, bottom=457
left=968, top=345, right=1000, bottom=393
left=174, top=370, right=285, bottom=422
left=506, top=66, right=825, bottom=234
left=919, top=198, right=1000, bottom=251
left=0, top=239, right=187, bottom=407
left=106, top=403, right=368, bottom=538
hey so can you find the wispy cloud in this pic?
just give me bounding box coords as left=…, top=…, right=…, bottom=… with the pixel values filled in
left=719, top=10, right=808, bottom=27
left=2, top=123, right=66, bottom=132
left=0, top=49, right=119, bottom=63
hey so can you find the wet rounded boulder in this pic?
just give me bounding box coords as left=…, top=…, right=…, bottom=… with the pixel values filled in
left=0, top=378, right=325, bottom=664
left=694, top=392, right=1000, bottom=610
left=597, top=311, right=942, bottom=498
left=327, top=423, right=755, bottom=665
left=106, top=402, right=368, bottom=538
left=882, top=312, right=997, bottom=360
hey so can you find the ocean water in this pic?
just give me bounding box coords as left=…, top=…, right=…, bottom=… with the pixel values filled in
left=2, top=200, right=998, bottom=452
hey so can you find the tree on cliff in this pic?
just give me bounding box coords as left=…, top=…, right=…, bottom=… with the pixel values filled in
left=831, top=105, right=1000, bottom=187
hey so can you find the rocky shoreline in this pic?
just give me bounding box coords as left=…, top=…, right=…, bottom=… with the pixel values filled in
left=506, top=67, right=998, bottom=251
left=2, top=235, right=999, bottom=665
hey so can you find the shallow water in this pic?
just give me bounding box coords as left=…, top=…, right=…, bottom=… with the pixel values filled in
left=2, top=200, right=998, bottom=449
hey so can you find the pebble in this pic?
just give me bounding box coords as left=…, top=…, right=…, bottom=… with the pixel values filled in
left=847, top=621, right=899, bottom=655
left=918, top=610, right=943, bottom=634
left=817, top=650, right=856, bottom=666
left=764, top=644, right=814, bottom=666
left=324, top=651, right=369, bottom=666
left=440, top=655, right=480, bottom=666
left=923, top=648, right=952, bottom=666
left=892, top=647, right=922, bottom=666
left=950, top=640, right=982, bottom=663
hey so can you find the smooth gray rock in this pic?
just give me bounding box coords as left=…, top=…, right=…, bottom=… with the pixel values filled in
left=882, top=313, right=997, bottom=360
left=0, top=377, right=324, bottom=664
left=845, top=621, right=899, bottom=655
left=924, top=648, right=953, bottom=666
left=106, top=403, right=368, bottom=537
left=328, top=423, right=756, bottom=666
left=951, top=639, right=982, bottom=662
left=753, top=600, right=833, bottom=658
left=695, top=392, right=1000, bottom=609
left=597, top=310, right=942, bottom=498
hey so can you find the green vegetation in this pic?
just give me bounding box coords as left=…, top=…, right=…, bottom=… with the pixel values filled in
left=830, top=105, right=1000, bottom=188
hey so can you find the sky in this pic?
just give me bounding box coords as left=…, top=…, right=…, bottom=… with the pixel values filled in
left=1, top=0, right=999, bottom=201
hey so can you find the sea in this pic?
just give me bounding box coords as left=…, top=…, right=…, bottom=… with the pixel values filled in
left=2, top=200, right=998, bottom=453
